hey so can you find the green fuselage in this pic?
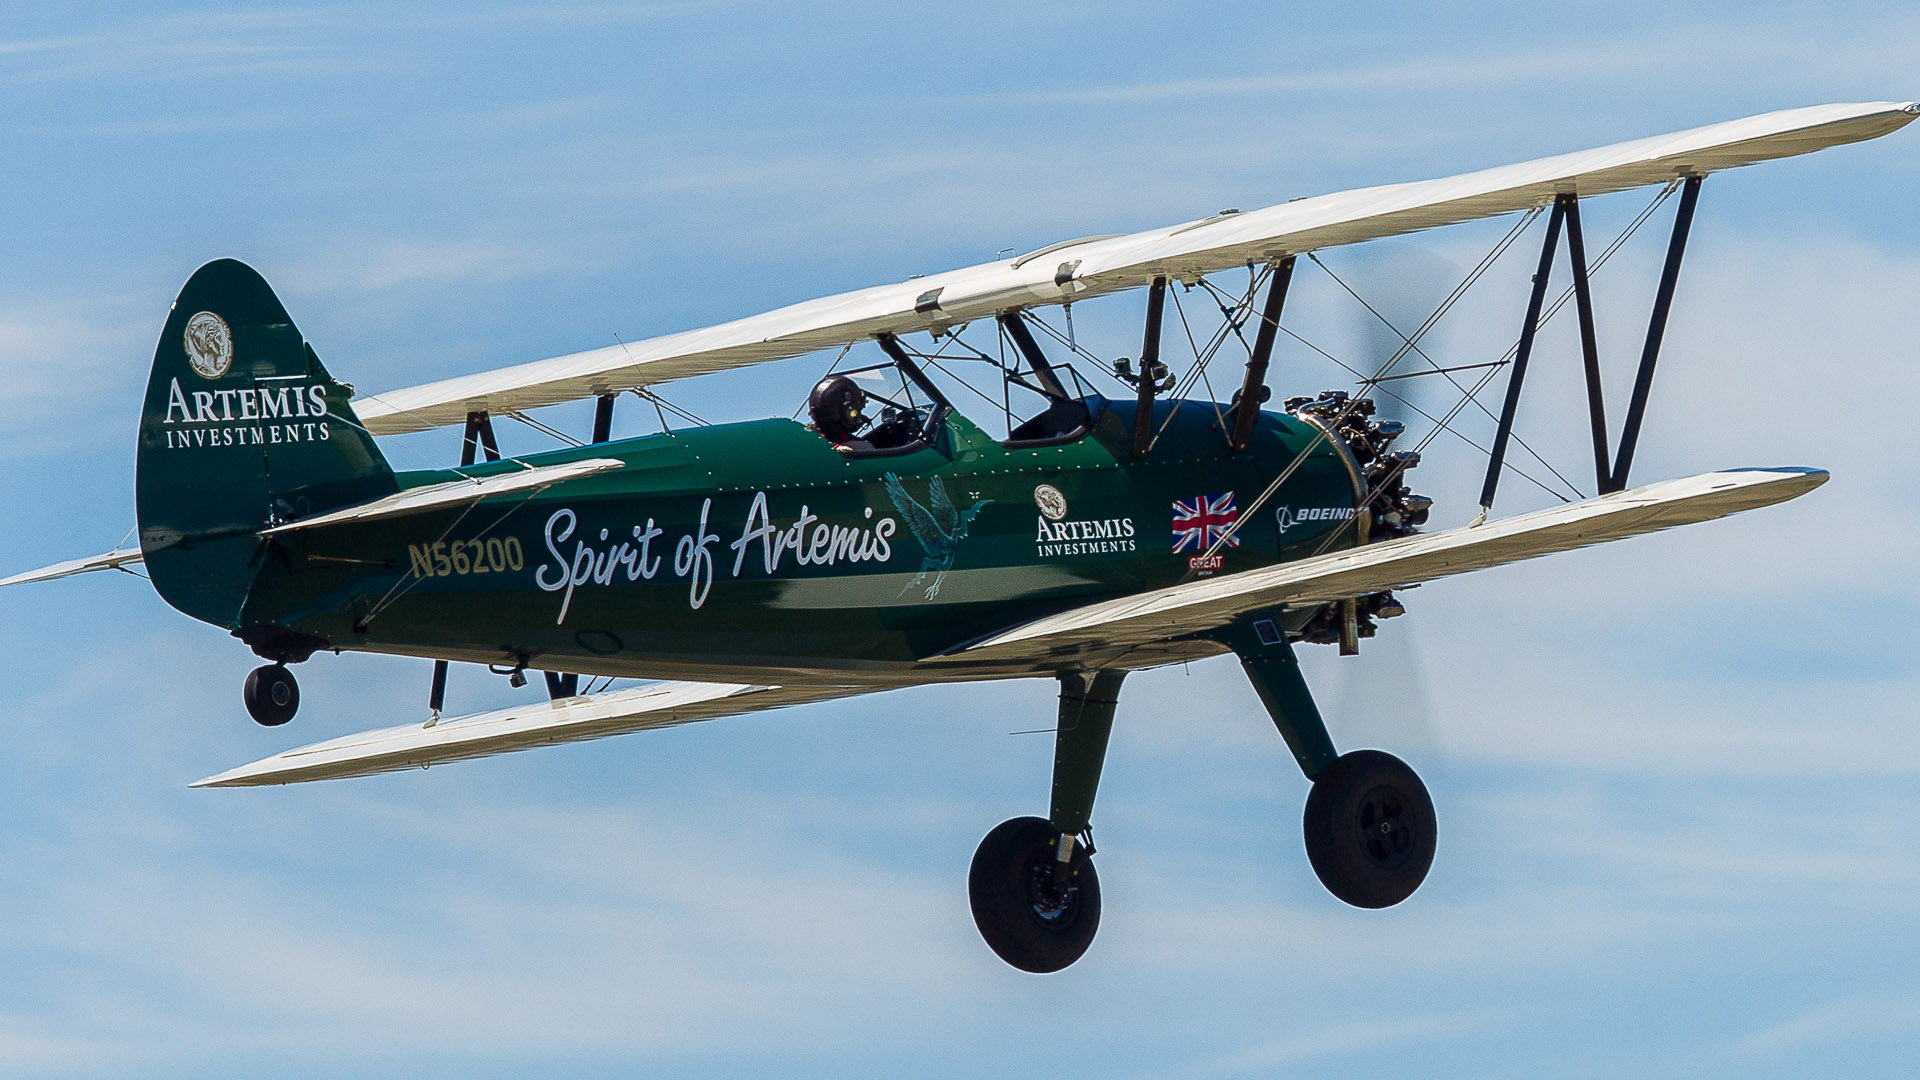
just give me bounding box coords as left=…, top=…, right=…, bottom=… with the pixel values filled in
left=235, top=399, right=1366, bottom=685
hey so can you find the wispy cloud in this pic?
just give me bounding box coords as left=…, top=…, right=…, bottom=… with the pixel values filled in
left=934, top=47, right=1684, bottom=107
left=0, top=303, right=151, bottom=457
left=1739, top=995, right=1920, bottom=1052
left=283, top=235, right=581, bottom=295
left=0, top=19, right=342, bottom=87
left=1186, top=1010, right=1500, bottom=1074
left=16, top=112, right=289, bottom=139
left=0, top=3, right=730, bottom=87
left=924, top=20, right=1920, bottom=109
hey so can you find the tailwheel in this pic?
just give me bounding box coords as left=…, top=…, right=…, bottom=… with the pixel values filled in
left=968, top=816, right=1101, bottom=973
left=243, top=663, right=299, bottom=727
left=1303, top=749, right=1436, bottom=908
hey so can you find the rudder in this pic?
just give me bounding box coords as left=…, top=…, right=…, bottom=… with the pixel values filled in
left=136, top=259, right=396, bottom=632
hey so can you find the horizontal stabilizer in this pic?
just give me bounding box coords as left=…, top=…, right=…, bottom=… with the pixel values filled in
left=192, top=680, right=872, bottom=787
left=351, top=102, right=1918, bottom=434
left=261, top=457, right=623, bottom=536
left=0, top=547, right=145, bottom=588
left=942, top=468, right=1828, bottom=663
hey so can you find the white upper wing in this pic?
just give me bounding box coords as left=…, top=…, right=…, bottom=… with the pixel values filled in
left=354, top=102, right=1917, bottom=435
left=192, top=680, right=875, bottom=787
left=937, top=468, right=1827, bottom=665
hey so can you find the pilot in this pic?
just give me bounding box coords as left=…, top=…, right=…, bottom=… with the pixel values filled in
left=807, top=374, right=871, bottom=450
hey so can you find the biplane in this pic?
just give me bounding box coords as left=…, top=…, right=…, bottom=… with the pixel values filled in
left=7, top=101, right=1913, bottom=972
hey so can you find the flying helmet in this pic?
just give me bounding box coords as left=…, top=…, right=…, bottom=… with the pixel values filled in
left=807, top=374, right=868, bottom=441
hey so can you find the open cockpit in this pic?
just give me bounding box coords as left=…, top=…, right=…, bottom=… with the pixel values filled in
left=801, top=315, right=1110, bottom=456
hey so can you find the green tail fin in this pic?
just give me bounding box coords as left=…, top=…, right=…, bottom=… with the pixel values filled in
left=135, top=259, right=396, bottom=631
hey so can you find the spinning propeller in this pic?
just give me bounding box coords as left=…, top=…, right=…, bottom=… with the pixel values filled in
left=1326, top=244, right=1460, bottom=771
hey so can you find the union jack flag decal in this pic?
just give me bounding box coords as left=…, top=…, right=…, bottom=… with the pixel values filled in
left=1171, top=491, right=1239, bottom=553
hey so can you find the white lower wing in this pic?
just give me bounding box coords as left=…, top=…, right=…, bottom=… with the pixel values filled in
left=193, top=680, right=874, bottom=787
left=943, top=468, right=1827, bottom=663
left=0, top=547, right=144, bottom=587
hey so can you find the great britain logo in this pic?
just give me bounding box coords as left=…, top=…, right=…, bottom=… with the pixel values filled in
left=1171, top=492, right=1239, bottom=553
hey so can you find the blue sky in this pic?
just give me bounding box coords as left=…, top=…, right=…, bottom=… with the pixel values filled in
left=2, top=2, right=1918, bottom=1076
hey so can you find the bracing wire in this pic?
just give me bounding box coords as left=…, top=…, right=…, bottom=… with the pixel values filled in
left=1407, top=180, right=1679, bottom=462
left=1276, top=323, right=1574, bottom=504
left=1182, top=204, right=1553, bottom=570
left=505, top=410, right=585, bottom=447
left=1309, top=252, right=1586, bottom=501
left=1310, top=186, right=1682, bottom=558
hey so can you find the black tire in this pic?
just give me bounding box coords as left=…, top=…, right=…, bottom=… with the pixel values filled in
left=1302, top=749, right=1435, bottom=908
left=968, top=816, right=1100, bottom=973
left=243, top=664, right=299, bottom=727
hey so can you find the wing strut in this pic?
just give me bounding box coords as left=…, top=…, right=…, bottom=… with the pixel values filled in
left=429, top=408, right=507, bottom=722
left=1479, top=196, right=1569, bottom=512
left=1230, top=256, right=1296, bottom=452
left=1611, top=175, right=1703, bottom=492
left=1564, top=194, right=1610, bottom=494
left=1475, top=177, right=1705, bottom=515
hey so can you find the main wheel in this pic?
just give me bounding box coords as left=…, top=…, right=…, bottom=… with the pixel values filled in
left=243, top=664, right=300, bottom=727
left=968, top=816, right=1100, bottom=973
left=1303, top=749, right=1435, bottom=908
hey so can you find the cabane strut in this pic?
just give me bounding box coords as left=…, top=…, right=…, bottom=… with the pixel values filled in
left=592, top=393, right=616, bottom=443
left=1230, top=256, right=1296, bottom=452
left=1126, top=276, right=1170, bottom=457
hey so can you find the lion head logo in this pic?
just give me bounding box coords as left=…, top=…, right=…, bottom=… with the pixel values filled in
left=183, top=311, right=233, bottom=380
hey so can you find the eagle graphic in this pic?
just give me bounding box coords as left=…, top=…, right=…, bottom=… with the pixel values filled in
left=883, top=473, right=991, bottom=599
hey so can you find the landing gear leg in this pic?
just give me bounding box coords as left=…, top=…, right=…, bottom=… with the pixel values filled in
left=243, top=664, right=299, bottom=727
left=1233, top=617, right=1436, bottom=908
left=969, top=669, right=1125, bottom=973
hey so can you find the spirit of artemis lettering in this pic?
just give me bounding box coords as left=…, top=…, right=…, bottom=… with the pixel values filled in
left=517, top=492, right=899, bottom=622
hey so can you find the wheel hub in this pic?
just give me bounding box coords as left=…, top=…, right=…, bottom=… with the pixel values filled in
left=1355, top=785, right=1416, bottom=870
left=1024, top=857, right=1081, bottom=925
